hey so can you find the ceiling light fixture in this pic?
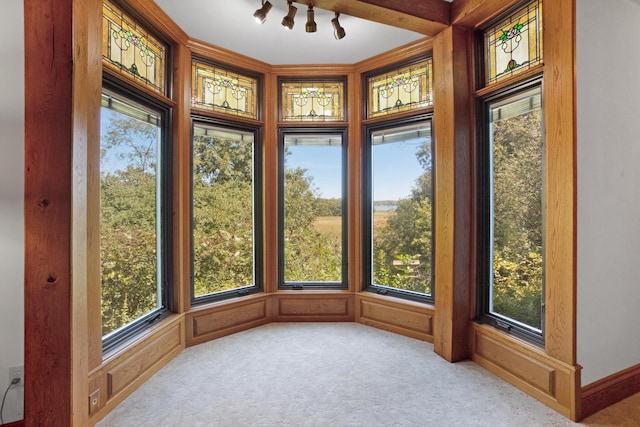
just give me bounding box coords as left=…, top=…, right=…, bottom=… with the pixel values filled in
left=281, top=1, right=297, bottom=30
left=305, top=5, right=317, bottom=33
left=253, top=0, right=272, bottom=24
left=332, top=12, right=346, bottom=40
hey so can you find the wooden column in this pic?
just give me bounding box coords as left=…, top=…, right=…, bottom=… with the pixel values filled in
left=24, top=0, right=101, bottom=424
left=542, top=0, right=577, bottom=369
left=432, top=26, right=472, bottom=362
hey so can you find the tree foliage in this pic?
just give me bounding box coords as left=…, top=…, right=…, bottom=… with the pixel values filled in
left=490, top=108, right=543, bottom=328
left=100, top=108, right=544, bottom=336
left=192, top=133, right=255, bottom=296
left=372, top=137, right=433, bottom=295
left=100, top=112, right=159, bottom=335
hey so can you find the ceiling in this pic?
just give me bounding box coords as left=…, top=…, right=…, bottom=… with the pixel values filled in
left=153, top=0, right=450, bottom=65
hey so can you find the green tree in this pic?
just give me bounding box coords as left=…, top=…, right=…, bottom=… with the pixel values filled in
left=282, top=166, right=342, bottom=282
left=373, top=138, right=433, bottom=295
left=491, top=108, right=543, bottom=328
left=192, top=132, right=255, bottom=296
left=100, top=112, right=160, bottom=335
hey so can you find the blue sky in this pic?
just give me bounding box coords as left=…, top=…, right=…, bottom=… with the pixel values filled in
left=286, top=139, right=427, bottom=201
left=102, top=105, right=430, bottom=201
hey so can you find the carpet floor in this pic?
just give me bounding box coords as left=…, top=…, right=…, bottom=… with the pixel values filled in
left=95, top=323, right=627, bottom=426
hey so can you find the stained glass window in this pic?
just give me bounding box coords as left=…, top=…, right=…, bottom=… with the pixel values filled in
left=367, top=58, right=433, bottom=119
left=280, top=80, right=345, bottom=122
left=191, top=60, right=259, bottom=120
left=102, top=0, right=167, bottom=94
left=484, top=0, right=543, bottom=85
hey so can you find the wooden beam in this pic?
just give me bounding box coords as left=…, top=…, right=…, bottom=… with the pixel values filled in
left=451, top=0, right=519, bottom=28
left=432, top=25, right=472, bottom=362
left=542, top=0, right=577, bottom=370
left=293, top=0, right=450, bottom=36
left=24, top=0, right=101, bottom=424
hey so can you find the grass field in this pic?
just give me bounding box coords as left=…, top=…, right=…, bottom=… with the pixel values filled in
left=312, top=210, right=394, bottom=238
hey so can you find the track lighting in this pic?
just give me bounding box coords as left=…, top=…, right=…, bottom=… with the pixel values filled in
left=253, top=0, right=272, bottom=24
left=305, top=5, right=317, bottom=33
left=254, top=2, right=347, bottom=39
left=332, top=12, right=346, bottom=40
left=281, top=1, right=297, bottom=30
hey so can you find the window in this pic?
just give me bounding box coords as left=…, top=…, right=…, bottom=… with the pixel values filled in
left=102, top=0, right=167, bottom=95
left=100, top=0, right=172, bottom=352
left=279, top=129, right=347, bottom=288
left=363, top=117, right=434, bottom=301
left=191, top=58, right=260, bottom=120
left=191, top=120, right=263, bottom=302
left=279, top=79, right=346, bottom=122
left=477, top=0, right=545, bottom=345
left=478, top=80, right=544, bottom=344
left=100, top=84, right=172, bottom=351
left=365, top=57, right=433, bottom=119
left=483, top=0, right=542, bottom=85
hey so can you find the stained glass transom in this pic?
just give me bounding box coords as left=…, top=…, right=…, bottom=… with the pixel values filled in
left=280, top=81, right=345, bottom=122
left=484, top=0, right=543, bottom=85
left=367, top=58, right=433, bottom=119
left=102, top=0, right=167, bottom=94
left=192, top=60, right=258, bottom=119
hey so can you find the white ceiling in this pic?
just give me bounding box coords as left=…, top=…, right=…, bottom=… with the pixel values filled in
left=153, top=0, right=431, bottom=65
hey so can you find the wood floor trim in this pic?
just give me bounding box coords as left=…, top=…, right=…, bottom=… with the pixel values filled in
left=581, top=363, right=640, bottom=418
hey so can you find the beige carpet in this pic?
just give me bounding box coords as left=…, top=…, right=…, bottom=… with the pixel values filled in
left=97, top=322, right=581, bottom=427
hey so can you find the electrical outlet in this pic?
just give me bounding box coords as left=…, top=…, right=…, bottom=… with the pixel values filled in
left=9, top=365, right=24, bottom=385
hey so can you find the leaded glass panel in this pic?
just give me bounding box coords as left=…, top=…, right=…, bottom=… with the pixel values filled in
left=280, top=81, right=345, bottom=122
left=367, top=58, right=433, bottom=119
left=192, top=60, right=258, bottom=120
left=102, top=0, right=167, bottom=94
left=485, top=0, right=543, bottom=85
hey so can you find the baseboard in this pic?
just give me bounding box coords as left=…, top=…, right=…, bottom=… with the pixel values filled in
left=3, top=420, right=25, bottom=427
left=581, top=362, right=640, bottom=418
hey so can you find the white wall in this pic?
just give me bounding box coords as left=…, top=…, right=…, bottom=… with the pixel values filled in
left=577, top=0, right=640, bottom=386
left=0, top=0, right=24, bottom=422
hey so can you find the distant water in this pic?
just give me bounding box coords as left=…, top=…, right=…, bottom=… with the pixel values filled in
left=374, top=204, right=397, bottom=211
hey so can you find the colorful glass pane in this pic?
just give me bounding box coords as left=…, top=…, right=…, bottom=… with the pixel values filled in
left=280, top=81, right=345, bottom=122
left=191, top=60, right=258, bottom=119
left=102, top=0, right=167, bottom=94
left=485, top=0, right=543, bottom=85
left=367, top=58, right=433, bottom=119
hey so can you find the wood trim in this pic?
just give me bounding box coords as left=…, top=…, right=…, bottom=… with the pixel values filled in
left=186, top=295, right=270, bottom=346
left=2, top=421, right=25, bottom=427
left=471, top=323, right=581, bottom=421
left=432, top=26, right=473, bottom=362
left=356, top=293, right=434, bottom=342
left=347, top=70, right=361, bottom=294
left=354, top=38, right=433, bottom=74
left=474, top=64, right=545, bottom=98
left=107, top=324, right=182, bottom=396
left=581, top=363, right=640, bottom=419
left=124, top=0, right=189, bottom=45
left=188, top=38, right=272, bottom=75
left=88, top=315, right=185, bottom=425
left=271, top=64, right=354, bottom=76
left=272, top=292, right=355, bottom=322
left=542, top=0, right=577, bottom=367
left=24, top=0, right=102, bottom=424
left=172, top=42, right=193, bottom=314
left=263, top=71, right=279, bottom=294
left=293, top=0, right=449, bottom=36
left=85, top=0, right=105, bottom=373
left=451, top=0, right=520, bottom=29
